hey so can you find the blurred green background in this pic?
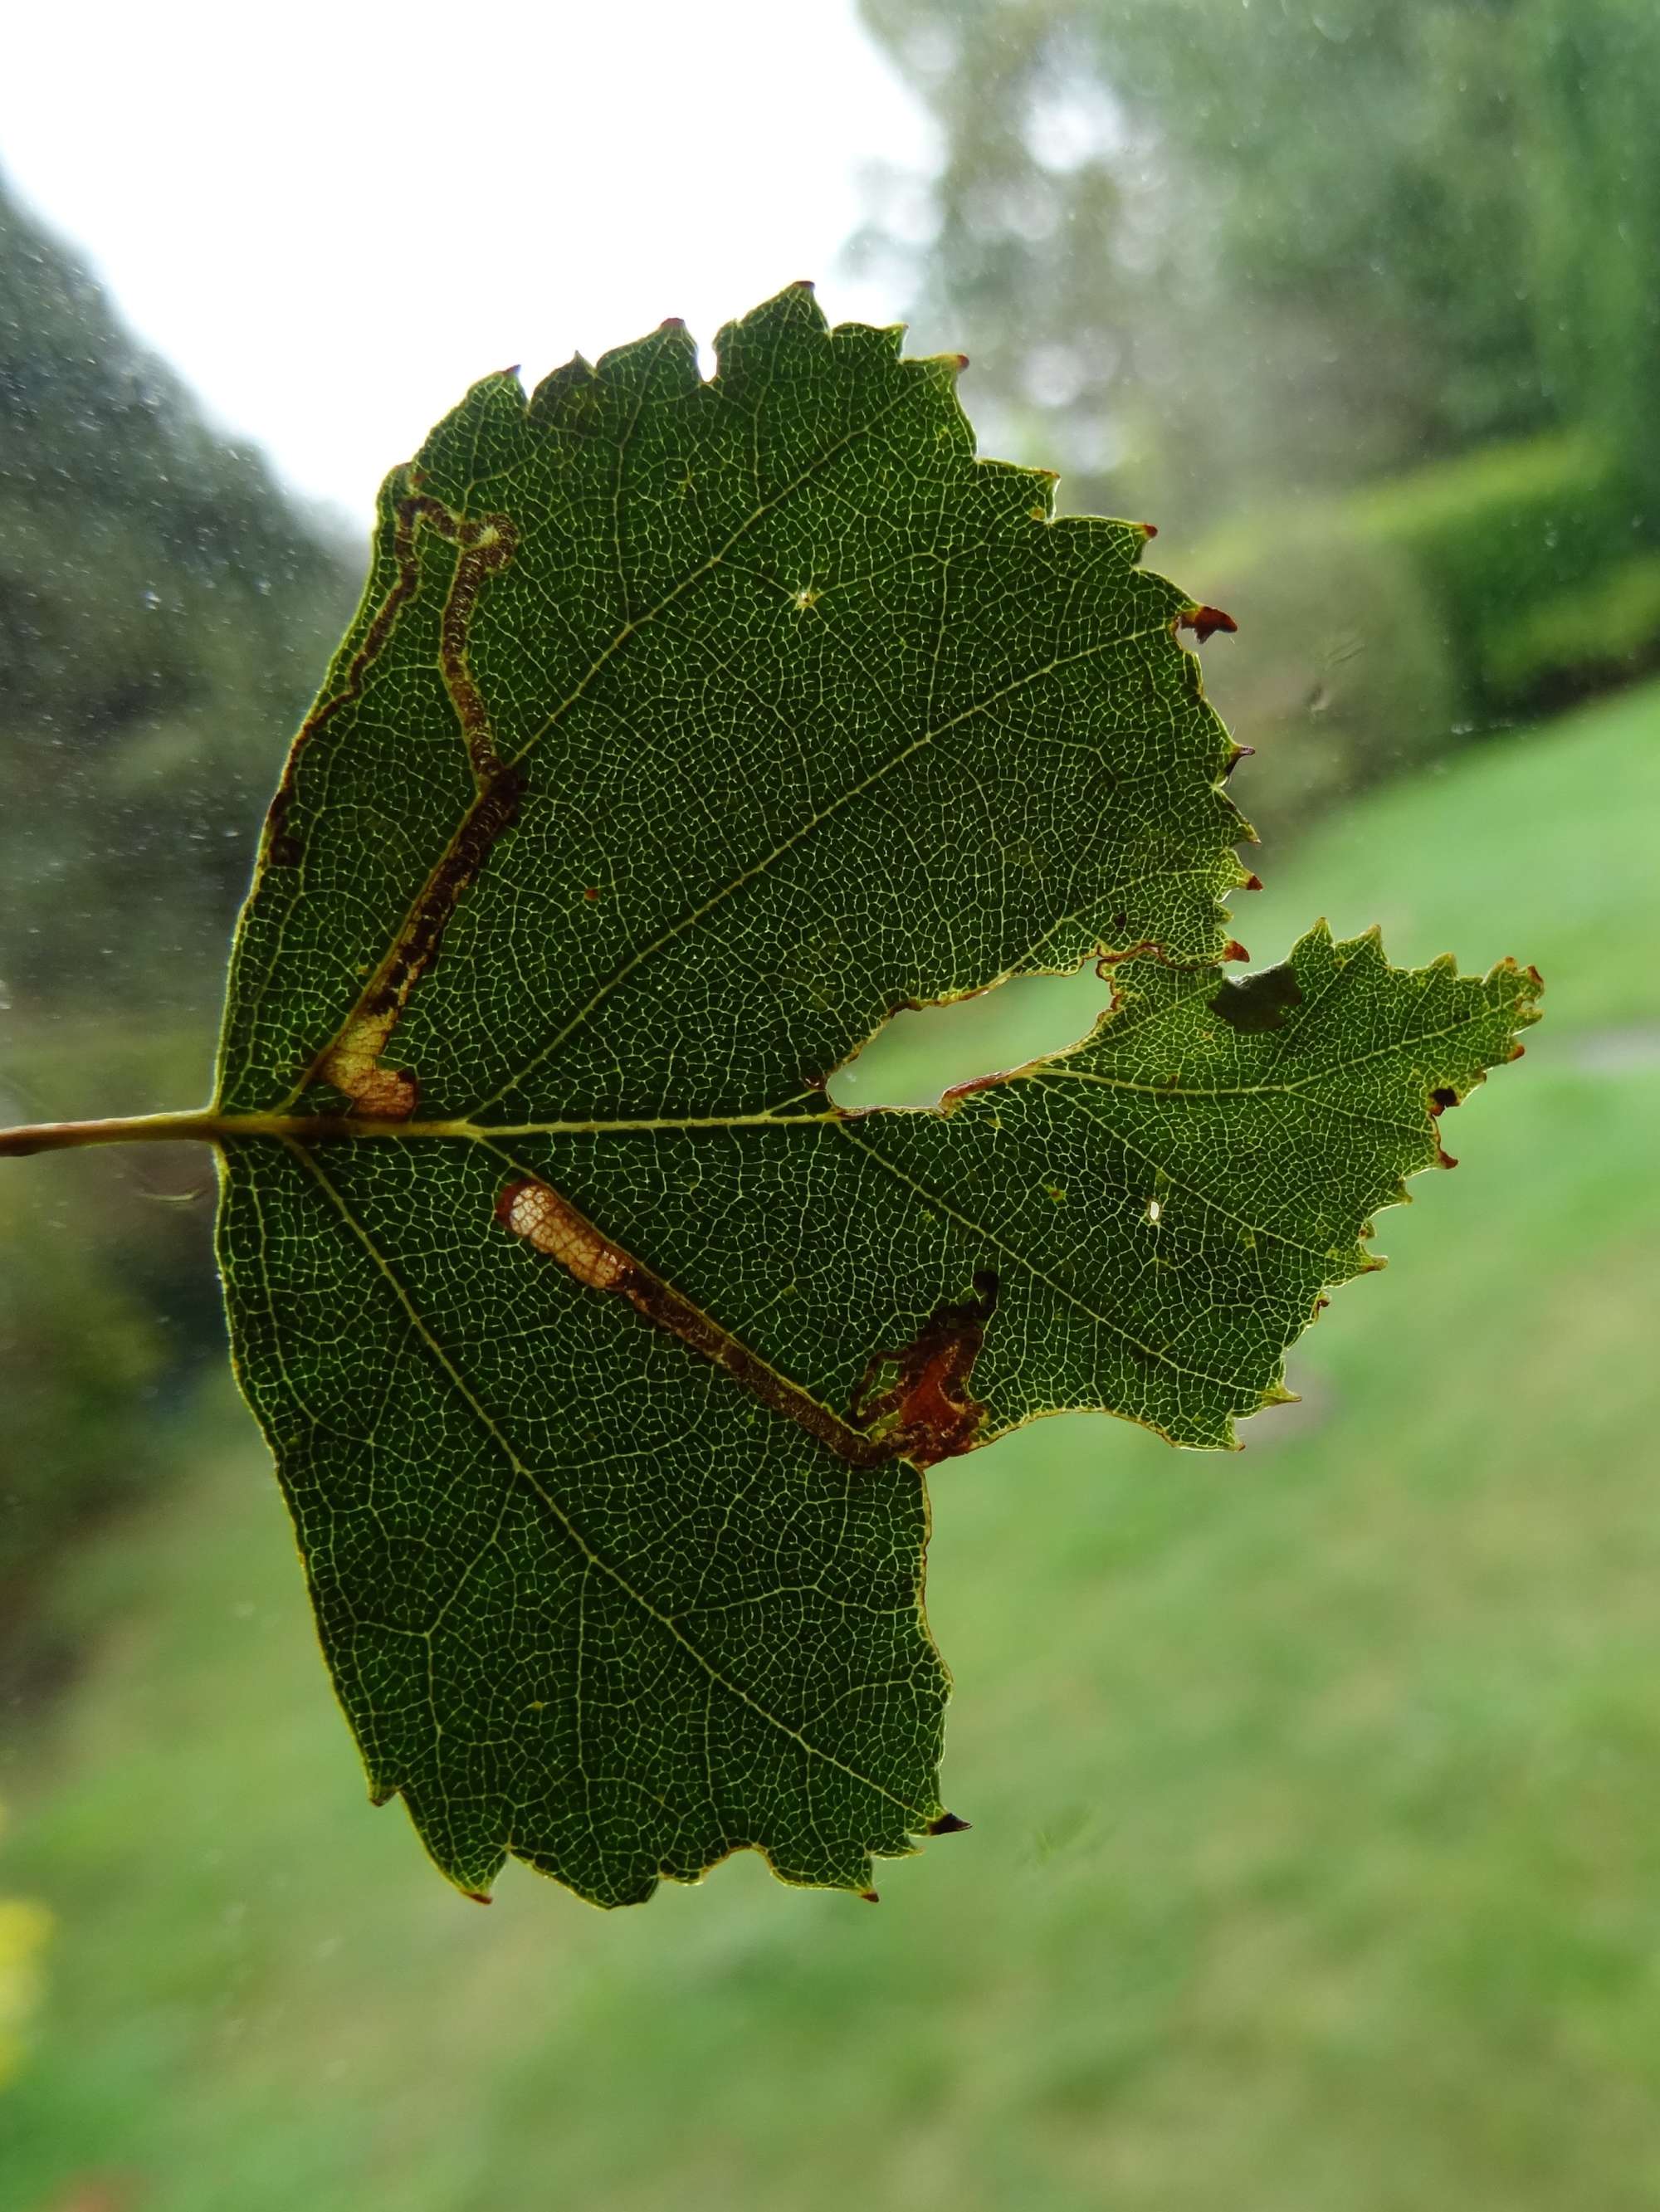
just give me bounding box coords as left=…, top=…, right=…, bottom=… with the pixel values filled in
left=3, top=2, right=1660, bottom=2205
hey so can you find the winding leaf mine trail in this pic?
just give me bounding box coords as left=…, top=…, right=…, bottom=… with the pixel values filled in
left=268, top=481, right=526, bottom=1121
left=154, top=458, right=1001, bottom=1472
left=0, top=1107, right=1003, bottom=1473
left=493, top=1175, right=998, bottom=1470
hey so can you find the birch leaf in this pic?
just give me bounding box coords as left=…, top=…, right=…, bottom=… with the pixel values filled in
left=213, top=286, right=1539, bottom=1908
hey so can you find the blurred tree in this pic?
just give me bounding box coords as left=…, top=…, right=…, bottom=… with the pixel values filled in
left=0, top=173, right=358, bottom=1030
left=853, top=0, right=1660, bottom=823
left=856, top=0, right=1660, bottom=525
left=1523, top=0, right=1660, bottom=510
left=0, top=173, right=359, bottom=1662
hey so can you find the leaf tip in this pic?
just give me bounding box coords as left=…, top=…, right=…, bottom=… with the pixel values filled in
left=858, top=1888, right=881, bottom=1905
left=926, top=1812, right=972, bottom=1836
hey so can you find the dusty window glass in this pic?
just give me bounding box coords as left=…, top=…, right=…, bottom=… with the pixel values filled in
left=1, top=3, right=1655, bottom=2205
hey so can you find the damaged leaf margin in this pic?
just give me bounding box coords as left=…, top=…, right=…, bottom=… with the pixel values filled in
left=0, top=285, right=1540, bottom=1912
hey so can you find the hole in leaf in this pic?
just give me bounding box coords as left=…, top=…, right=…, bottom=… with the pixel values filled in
left=828, top=968, right=1110, bottom=1110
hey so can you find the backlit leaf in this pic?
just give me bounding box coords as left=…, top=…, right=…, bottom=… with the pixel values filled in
left=213, top=286, right=1538, bottom=1907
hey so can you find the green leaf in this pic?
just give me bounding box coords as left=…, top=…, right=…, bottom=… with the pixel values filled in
left=211, top=285, right=1539, bottom=1908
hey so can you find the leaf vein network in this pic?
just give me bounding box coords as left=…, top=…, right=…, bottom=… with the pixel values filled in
left=474, top=620, right=1179, bottom=1113
left=285, top=1139, right=924, bottom=1819
left=829, top=1117, right=1256, bottom=1398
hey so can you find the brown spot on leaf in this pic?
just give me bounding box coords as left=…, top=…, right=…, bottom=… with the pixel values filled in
left=858, top=1888, right=881, bottom=1904
left=1223, top=939, right=1251, bottom=964
left=1241, top=872, right=1263, bottom=892
left=497, top=1179, right=630, bottom=1290
left=322, top=1048, right=419, bottom=1121
left=496, top=1177, right=937, bottom=1470
left=850, top=1271, right=1000, bottom=1471
left=1179, top=603, right=1238, bottom=643
left=1429, top=1086, right=1458, bottom=1115
left=927, top=1811, right=972, bottom=1835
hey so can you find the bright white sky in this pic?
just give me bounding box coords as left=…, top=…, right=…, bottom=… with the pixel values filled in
left=0, top=0, right=936, bottom=525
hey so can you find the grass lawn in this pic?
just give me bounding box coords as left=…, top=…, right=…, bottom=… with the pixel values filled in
left=2, top=684, right=1658, bottom=2211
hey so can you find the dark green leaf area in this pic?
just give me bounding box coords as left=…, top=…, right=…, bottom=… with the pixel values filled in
left=534, top=926, right=1540, bottom=1456
left=213, top=288, right=1537, bottom=1907
left=217, top=1135, right=945, bottom=1907
left=217, top=283, right=1243, bottom=1125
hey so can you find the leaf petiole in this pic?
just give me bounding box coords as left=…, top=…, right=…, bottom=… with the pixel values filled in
left=0, top=1109, right=470, bottom=1157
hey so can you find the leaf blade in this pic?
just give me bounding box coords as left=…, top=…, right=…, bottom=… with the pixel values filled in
left=214, top=286, right=1537, bottom=1905
left=218, top=1132, right=946, bottom=1905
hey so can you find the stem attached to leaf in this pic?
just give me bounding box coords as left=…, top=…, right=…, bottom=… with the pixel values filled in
left=0, top=1109, right=470, bottom=1156
left=0, top=1110, right=224, bottom=1156
left=0, top=1106, right=836, bottom=1157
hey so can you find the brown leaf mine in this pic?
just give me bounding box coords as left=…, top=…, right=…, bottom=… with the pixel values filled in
left=1178, top=603, right=1238, bottom=643
left=496, top=1179, right=630, bottom=1290
left=495, top=1177, right=947, bottom=1471
left=850, top=1271, right=1000, bottom=1470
